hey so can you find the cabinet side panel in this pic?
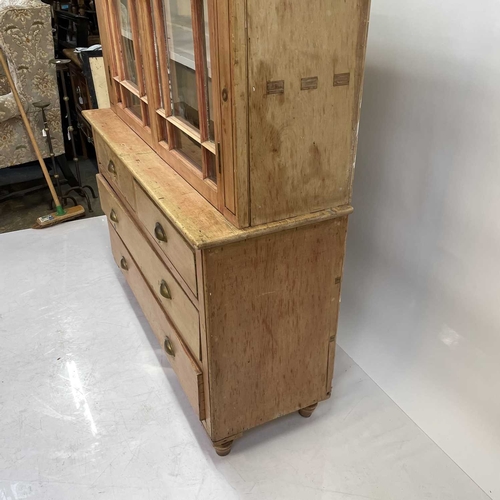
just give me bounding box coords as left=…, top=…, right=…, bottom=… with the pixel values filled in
left=204, top=218, right=348, bottom=441
left=248, top=0, right=370, bottom=225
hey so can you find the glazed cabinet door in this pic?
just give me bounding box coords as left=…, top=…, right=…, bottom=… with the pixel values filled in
left=98, top=0, right=239, bottom=222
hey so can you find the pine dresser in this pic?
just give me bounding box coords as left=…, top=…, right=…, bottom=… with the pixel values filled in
left=85, top=0, right=371, bottom=455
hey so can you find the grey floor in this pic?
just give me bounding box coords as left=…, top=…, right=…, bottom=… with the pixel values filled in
left=0, top=158, right=103, bottom=233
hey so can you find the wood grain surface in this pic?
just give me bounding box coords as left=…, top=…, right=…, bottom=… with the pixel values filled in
left=85, top=109, right=353, bottom=248
left=135, top=184, right=198, bottom=295
left=247, top=0, right=371, bottom=225
left=202, top=217, right=348, bottom=441
left=108, top=226, right=205, bottom=419
left=98, top=174, right=201, bottom=361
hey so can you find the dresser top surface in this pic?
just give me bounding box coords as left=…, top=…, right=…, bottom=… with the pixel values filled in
left=85, top=109, right=353, bottom=249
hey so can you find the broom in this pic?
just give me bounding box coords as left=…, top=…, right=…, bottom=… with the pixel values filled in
left=0, top=49, right=85, bottom=228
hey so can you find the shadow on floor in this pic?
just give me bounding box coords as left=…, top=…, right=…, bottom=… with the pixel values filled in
left=0, top=158, right=103, bottom=233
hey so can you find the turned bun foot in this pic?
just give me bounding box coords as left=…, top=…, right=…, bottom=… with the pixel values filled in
left=214, top=440, right=234, bottom=456
left=299, top=402, right=318, bottom=418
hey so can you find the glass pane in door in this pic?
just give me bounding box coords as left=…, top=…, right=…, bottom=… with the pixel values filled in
left=125, top=90, right=142, bottom=120
left=174, top=128, right=203, bottom=169
left=163, top=0, right=200, bottom=128
left=117, top=0, right=138, bottom=86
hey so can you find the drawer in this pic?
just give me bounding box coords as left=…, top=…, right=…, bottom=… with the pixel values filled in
left=95, top=132, right=136, bottom=210
left=135, top=183, right=197, bottom=295
left=97, top=174, right=201, bottom=360
left=108, top=226, right=205, bottom=420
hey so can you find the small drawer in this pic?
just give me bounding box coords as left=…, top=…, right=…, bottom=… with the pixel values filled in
left=135, top=182, right=197, bottom=295
left=109, top=226, right=205, bottom=420
left=95, top=132, right=136, bottom=210
left=98, top=174, right=201, bottom=360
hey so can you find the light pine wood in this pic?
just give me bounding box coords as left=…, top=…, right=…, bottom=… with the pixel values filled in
left=246, top=0, right=371, bottom=225
left=85, top=109, right=353, bottom=249
left=135, top=0, right=162, bottom=146
left=87, top=0, right=372, bottom=453
left=101, top=169, right=200, bottom=308
left=166, top=116, right=202, bottom=143
left=216, top=0, right=236, bottom=217
left=97, top=175, right=201, bottom=361
left=135, top=183, right=197, bottom=296
left=150, top=0, right=172, bottom=117
left=108, top=226, right=205, bottom=419
left=94, top=0, right=370, bottom=228
left=202, top=140, right=216, bottom=155
left=191, top=0, right=209, bottom=143
left=94, top=131, right=137, bottom=210
left=202, top=218, right=348, bottom=441
left=196, top=249, right=212, bottom=437
left=227, top=0, right=249, bottom=227
left=120, top=79, right=141, bottom=98
left=205, top=0, right=225, bottom=214
left=114, top=104, right=156, bottom=150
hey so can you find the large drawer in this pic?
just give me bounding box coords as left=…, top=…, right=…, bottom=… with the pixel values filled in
left=135, top=182, right=197, bottom=295
left=95, top=132, right=136, bottom=210
left=108, top=226, right=205, bottom=420
left=98, top=174, right=201, bottom=360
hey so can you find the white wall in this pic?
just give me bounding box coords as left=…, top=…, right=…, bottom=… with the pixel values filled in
left=338, top=1, right=500, bottom=498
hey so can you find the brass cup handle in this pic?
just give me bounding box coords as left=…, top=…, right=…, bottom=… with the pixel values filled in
left=164, top=336, right=175, bottom=357
left=159, top=280, right=172, bottom=300
left=154, top=222, right=167, bottom=243
left=120, top=257, right=128, bottom=270
left=107, top=160, right=116, bottom=175
left=110, top=209, right=118, bottom=223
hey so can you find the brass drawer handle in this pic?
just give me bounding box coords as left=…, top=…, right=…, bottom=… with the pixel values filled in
left=110, top=209, right=118, bottom=223
left=164, top=336, right=175, bottom=357
left=107, top=160, right=116, bottom=175
left=120, top=257, right=128, bottom=270
left=160, top=279, right=172, bottom=300
left=154, top=222, right=167, bottom=243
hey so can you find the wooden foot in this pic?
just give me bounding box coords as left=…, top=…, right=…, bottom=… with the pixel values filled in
left=214, top=440, right=233, bottom=457
left=299, top=402, right=318, bottom=418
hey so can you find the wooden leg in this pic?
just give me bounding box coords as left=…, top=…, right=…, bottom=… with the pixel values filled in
left=299, top=402, right=318, bottom=418
left=213, top=440, right=233, bottom=457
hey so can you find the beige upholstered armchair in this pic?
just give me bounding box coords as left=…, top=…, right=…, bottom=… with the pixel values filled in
left=0, top=0, right=64, bottom=169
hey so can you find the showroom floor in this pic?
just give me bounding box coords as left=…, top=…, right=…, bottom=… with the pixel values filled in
left=0, top=217, right=490, bottom=500
left=0, top=159, right=103, bottom=233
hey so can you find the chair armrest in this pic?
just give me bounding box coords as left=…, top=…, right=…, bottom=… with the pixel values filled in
left=0, top=91, right=20, bottom=122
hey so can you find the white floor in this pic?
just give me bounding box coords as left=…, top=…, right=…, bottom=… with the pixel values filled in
left=0, top=217, right=490, bottom=500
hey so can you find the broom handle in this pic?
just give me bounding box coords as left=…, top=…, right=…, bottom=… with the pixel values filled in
left=0, top=50, right=62, bottom=208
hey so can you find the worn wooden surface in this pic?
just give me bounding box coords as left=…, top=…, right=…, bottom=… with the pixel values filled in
left=228, top=0, right=249, bottom=227
left=93, top=0, right=369, bottom=229
left=94, top=132, right=137, bottom=210
left=196, top=249, right=212, bottom=437
left=97, top=174, right=201, bottom=361
left=203, top=218, right=348, bottom=441
left=85, top=109, right=353, bottom=248
left=96, top=168, right=199, bottom=305
left=108, top=226, right=205, bottom=419
left=247, top=0, right=371, bottom=225
left=135, top=184, right=197, bottom=295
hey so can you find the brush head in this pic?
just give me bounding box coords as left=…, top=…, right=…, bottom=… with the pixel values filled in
left=33, top=205, right=86, bottom=229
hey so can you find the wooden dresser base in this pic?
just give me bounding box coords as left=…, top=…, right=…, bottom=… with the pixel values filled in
left=211, top=402, right=321, bottom=455
left=91, top=111, right=349, bottom=456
